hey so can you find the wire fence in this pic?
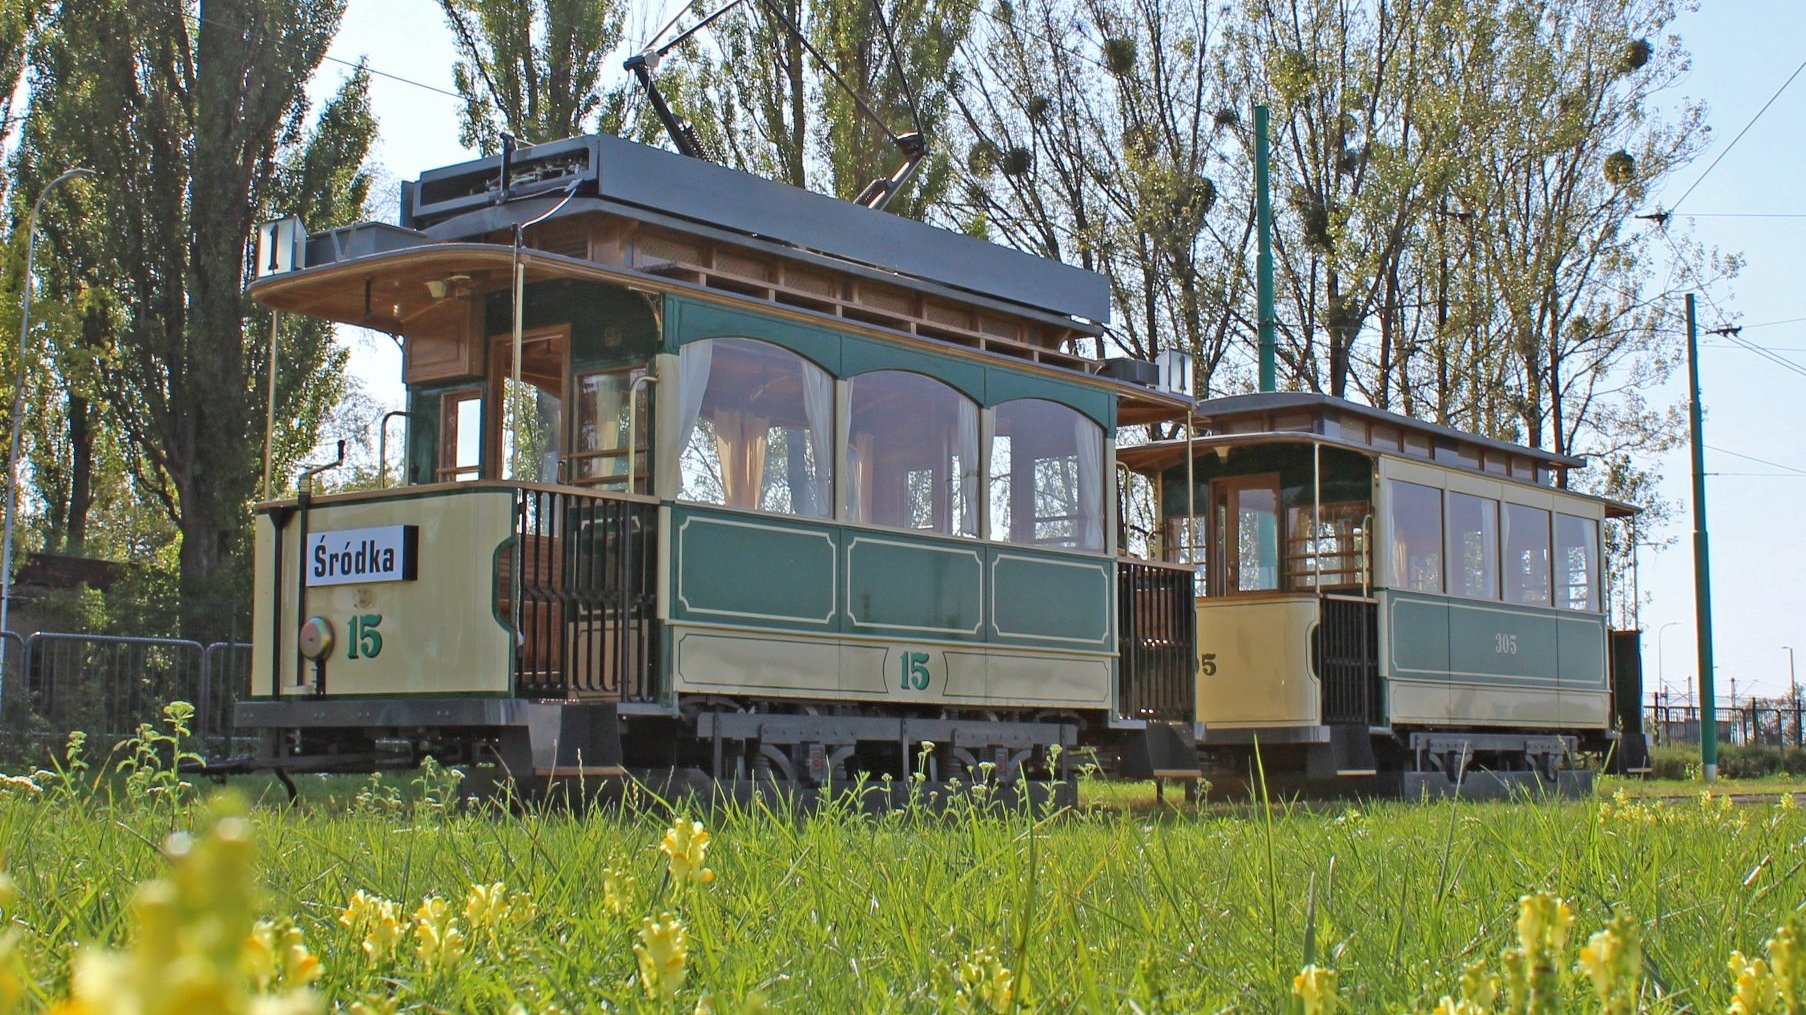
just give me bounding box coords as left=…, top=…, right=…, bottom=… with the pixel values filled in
left=1645, top=698, right=1806, bottom=748
left=0, top=631, right=254, bottom=759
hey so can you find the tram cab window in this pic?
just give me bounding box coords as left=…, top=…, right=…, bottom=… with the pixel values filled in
left=1446, top=492, right=1500, bottom=599
left=491, top=329, right=567, bottom=485
left=988, top=399, right=1105, bottom=551
left=1388, top=480, right=1443, bottom=593
left=1284, top=502, right=1368, bottom=591
left=1502, top=503, right=1551, bottom=605
left=1163, top=514, right=1208, bottom=593
left=1554, top=512, right=1600, bottom=612
left=846, top=371, right=979, bottom=537
left=1212, top=475, right=1280, bottom=592
left=571, top=368, right=650, bottom=495
left=677, top=337, right=833, bottom=518
left=438, top=389, right=483, bottom=482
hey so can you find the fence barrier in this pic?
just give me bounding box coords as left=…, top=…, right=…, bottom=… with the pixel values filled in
left=1, top=631, right=253, bottom=757
left=1643, top=700, right=1806, bottom=748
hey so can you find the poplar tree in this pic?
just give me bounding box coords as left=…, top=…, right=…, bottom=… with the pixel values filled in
left=15, top=0, right=375, bottom=634
left=438, top=0, right=630, bottom=153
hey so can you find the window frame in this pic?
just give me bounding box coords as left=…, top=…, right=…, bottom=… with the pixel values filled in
left=843, top=369, right=982, bottom=539
left=1444, top=490, right=1501, bottom=602
left=1501, top=500, right=1553, bottom=607
left=436, top=387, right=485, bottom=483
left=985, top=397, right=1107, bottom=553
left=673, top=336, right=836, bottom=519
left=1387, top=478, right=1445, bottom=594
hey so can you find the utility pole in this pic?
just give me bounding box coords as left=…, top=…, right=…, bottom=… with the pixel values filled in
left=1686, top=293, right=1719, bottom=780
left=1255, top=105, right=1276, bottom=393
left=1787, top=645, right=1799, bottom=747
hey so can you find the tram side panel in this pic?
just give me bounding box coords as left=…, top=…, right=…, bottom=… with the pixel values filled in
left=664, top=503, right=1116, bottom=711
left=1192, top=596, right=1321, bottom=732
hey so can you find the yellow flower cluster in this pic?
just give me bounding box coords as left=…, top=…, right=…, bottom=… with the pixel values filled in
left=464, top=882, right=537, bottom=943
left=953, top=946, right=1020, bottom=1015
left=1292, top=964, right=1340, bottom=1015
left=1727, top=911, right=1806, bottom=1015
left=411, top=896, right=467, bottom=973
left=1428, top=960, right=1498, bottom=1014
left=1596, top=789, right=1671, bottom=827
left=1575, top=912, right=1641, bottom=1014
left=1499, top=891, right=1575, bottom=1013
left=338, top=891, right=405, bottom=961
left=659, top=817, right=716, bottom=889
left=48, top=800, right=322, bottom=1015
left=634, top=911, right=690, bottom=1001
left=600, top=867, right=636, bottom=918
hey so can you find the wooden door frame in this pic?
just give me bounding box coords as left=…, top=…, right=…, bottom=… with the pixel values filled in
left=485, top=324, right=573, bottom=481
left=1209, top=471, right=1282, bottom=596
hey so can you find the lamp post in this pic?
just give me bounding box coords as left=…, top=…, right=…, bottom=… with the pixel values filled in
left=0, top=167, right=96, bottom=712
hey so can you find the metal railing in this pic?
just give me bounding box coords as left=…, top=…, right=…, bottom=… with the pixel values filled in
left=506, top=487, right=660, bottom=702
left=1116, top=560, right=1196, bottom=722
left=1318, top=596, right=1380, bottom=725
left=3, top=632, right=253, bottom=755
left=1646, top=700, right=1806, bottom=747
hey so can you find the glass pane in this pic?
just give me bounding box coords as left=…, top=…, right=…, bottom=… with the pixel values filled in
left=988, top=399, right=1104, bottom=551
left=1446, top=492, right=1499, bottom=599
left=1388, top=480, right=1443, bottom=593
left=1502, top=503, right=1551, bottom=605
left=677, top=338, right=832, bottom=518
left=1163, top=514, right=1208, bottom=594
left=501, top=378, right=562, bottom=484
left=439, top=389, right=482, bottom=482
left=1285, top=501, right=1370, bottom=591
left=571, top=369, right=649, bottom=494
left=1233, top=486, right=1279, bottom=591
left=1554, top=512, right=1599, bottom=611
left=847, top=371, right=979, bottom=537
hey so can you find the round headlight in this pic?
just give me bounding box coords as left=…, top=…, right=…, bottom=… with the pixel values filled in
left=298, top=616, right=335, bottom=661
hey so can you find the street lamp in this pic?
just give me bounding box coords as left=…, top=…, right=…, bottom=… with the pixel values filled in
left=0, top=167, right=96, bottom=713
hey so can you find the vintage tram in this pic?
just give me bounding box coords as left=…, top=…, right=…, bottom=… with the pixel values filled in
left=236, top=132, right=1646, bottom=798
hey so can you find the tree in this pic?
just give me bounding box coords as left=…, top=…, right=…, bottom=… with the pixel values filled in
left=439, top=0, right=630, bottom=153
left=17, top=0, right=375, bottom=634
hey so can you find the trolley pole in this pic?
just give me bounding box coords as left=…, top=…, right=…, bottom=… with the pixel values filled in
left=1255, top=105, right=1276, bottom=393
left=1685, top=293, right=1718, bottom=780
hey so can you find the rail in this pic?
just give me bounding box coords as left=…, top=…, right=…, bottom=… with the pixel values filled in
left=1115, top=560, right=1195, bottom=722
left=1317, top=595, right=1380, bottom=725
left=506, top=487, right=660, bottom=702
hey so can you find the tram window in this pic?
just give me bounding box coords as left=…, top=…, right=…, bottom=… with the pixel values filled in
left=438, top=389, right=483, bottom=482
left=676, top=337, right=833, bottom=518
left=1285, top=501, right=1368, bottom=591
left=1554, top=513, right=1600, bottom=612
left=1220, top=479, right=1280, bottom=591
left=846, top=371, right=979, bottom=537
left=1502, top=503, right=1552, bottom=606
left=1446, top=492, right=1500, bottom=599
left=1388, top=480, right=1443, bottom=593
left=492, top=330, right=567, bottom=485
left=988, top=399, right=1105, bottom=551
left=570, top=368, right=649, bottom=494
left=1163, top=515, right=1208, bottom=593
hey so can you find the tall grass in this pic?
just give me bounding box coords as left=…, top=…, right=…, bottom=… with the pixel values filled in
left=0, top=773, right=1800, bottom=1011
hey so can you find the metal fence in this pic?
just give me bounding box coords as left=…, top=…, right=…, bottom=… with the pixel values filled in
left=1644, top=700, right=1806, bottom=748
left=1, top=632, right=253, bottom=756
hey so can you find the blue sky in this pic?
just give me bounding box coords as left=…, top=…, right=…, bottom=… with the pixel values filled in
left=311, top=0, right=1806, bottom=701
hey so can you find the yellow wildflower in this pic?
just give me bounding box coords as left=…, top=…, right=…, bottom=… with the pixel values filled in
left=1730, top=950, right=1782, bottom=1015
left=1291, top=964, right=1339, bottom=1015
left=1457, top=959, right=1499, bottom=1011
left=1576, top=912, right=1642, bottom=1014
left=244, top=919, right=322, bottom=991
left=464, top=881, right=535, bottom=931
left=659, top=818, right=716, bottom=888
left=0, top=929, right=27, bottom=1012
left=1781, top=793, right=1799, bottom=812
left=413, top=896, right=467, bottom=973
left=348, top=995, right=400, bottom=1015
left=1502, top=892, right=1575, bottom=1013
left=954, top=946, right=1020, bottom=1014
left=338, top=890, right=405, bottom=962
left=601, top=867, right=636, bottom=918
left=635, top=911, right=690, bottom=1001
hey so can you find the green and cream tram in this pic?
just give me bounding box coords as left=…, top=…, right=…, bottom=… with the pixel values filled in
left=1119, top=393, right=1649, bottom=794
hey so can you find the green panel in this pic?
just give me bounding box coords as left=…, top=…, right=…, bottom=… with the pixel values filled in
left=674, top=509, right=838, bottom=627
left=1445, top=600, right=1560, bottom=686
left=985, top=367, right=1113, bottom=429
left=1558, top=613, right=1609, bottom=690
left=1388, top=595, right=1450, bottom=676
left=483, top=280, right=659, bottom=371
left=841, top=334, right=986, bottom=403
left=989, top=550, right=1111, bottom=646
left=845, top=536, right=983, bottom=637
left=664, top=297, right=841, bottom=373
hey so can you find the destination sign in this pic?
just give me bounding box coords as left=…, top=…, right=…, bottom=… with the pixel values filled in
left=305, top=525, right=418, bottom=587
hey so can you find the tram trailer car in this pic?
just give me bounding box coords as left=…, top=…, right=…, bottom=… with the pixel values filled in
left=1117, top=394, right=1652, bottom=796
left=238, top=133, right=1202, bottom=799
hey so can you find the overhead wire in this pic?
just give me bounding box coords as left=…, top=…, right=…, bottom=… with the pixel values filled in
left=1704, top=444, right=1806, bottom=477
left=180, top=9, right=466, bottom=102
left=1662, top=51, right=1806, bottom=215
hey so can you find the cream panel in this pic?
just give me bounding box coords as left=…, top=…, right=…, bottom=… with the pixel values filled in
left=250, top=515, right=278, bottom=696
left=669, top=624, right=1109, bottom=709
left=1195, top=596, right=1319, bottom=728
left=1388, top=680, right=1448, bottom=725
left=1447, top=680, right=1566, bottom=727
left=1560, top=689, right=1612, bottom=729
left=259, top=490, right=515, bottom=696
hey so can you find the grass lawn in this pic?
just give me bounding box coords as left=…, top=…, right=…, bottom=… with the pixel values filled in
left=0, top=758, right=1801, bottom=1013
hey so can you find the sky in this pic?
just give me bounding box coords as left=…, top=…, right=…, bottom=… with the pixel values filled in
left=313, top=0, right=1806, bottom=703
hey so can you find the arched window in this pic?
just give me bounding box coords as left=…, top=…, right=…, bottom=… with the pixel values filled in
left=846, top=371, right=979, bottom=537
left=988, top=399, right=1105, bottom=551
left=676, top=338, right=833, bottom=517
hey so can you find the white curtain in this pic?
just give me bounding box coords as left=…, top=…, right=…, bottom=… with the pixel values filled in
left=1075, top=415, right=1104, bottom=551
left=955, top=397, right=980, bottom=537
left=677, top=341, right=714, bottom=455
left=801, top=363, right=834, bottom=516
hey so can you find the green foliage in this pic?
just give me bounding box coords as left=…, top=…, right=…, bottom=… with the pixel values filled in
left=114, top=700, right=204, bottom=809
left=438, top=0, right=629, bottom=154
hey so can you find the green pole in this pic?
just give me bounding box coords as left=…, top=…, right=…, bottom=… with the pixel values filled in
left=1685, top=293, right=1718, bottom=780
left=1255, top=104, right=1276, bottom=392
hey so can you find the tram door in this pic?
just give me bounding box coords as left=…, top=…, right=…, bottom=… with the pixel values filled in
left=1210, top=473, right=1281, bottom=595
